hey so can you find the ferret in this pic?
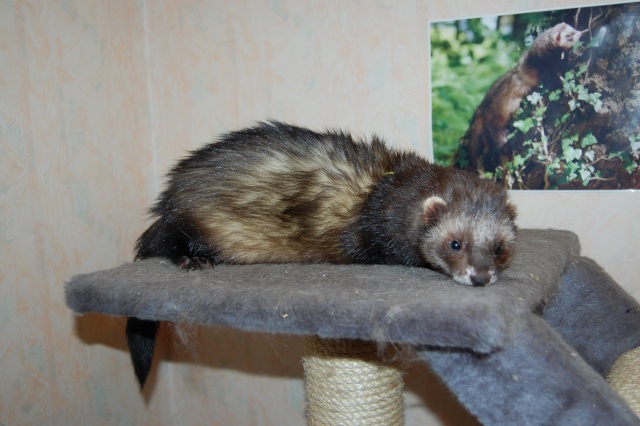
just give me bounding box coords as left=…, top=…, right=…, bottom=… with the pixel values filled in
left=454, top=23, right=582, bottom=173
left=127, top=121, right=518, bottom=387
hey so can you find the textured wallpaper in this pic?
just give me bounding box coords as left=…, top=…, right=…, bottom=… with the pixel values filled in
left=1, top=0, right=637, bottom=425
left=0, top=1, right=166, bottom=424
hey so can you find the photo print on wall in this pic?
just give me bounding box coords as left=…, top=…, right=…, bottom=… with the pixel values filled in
left=431, top=2, right=640, bottom=189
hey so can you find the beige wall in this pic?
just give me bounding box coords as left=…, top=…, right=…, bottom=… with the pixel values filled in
left=1, top=0, right=637, bottom=425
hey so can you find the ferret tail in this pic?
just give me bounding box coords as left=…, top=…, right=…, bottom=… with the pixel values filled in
left=124, top=219, right=171, bottom=388
left=125, top=217, right=182, bottom=388
left=126, top=216, right=213, bottom=388
left=126, top=317, right=159, bottom=388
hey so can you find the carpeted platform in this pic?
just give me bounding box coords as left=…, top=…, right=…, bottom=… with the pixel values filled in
left=65, top=229, right=640, bottom=425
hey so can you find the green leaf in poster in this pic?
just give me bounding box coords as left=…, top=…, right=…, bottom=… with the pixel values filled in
left=581, top=133, right=597, bottom=147
left=513, top=118, right=534, bottom=133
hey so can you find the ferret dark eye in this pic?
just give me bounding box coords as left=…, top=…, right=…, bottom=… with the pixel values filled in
left=450, top=240, right=461, bottom=251
left=494, top=245, right=502, bottom=256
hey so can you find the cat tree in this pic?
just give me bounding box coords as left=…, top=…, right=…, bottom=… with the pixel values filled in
left=65, top=229, right=640, bottom=425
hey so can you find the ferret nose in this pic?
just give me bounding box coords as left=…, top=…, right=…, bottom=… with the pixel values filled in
left=471, top=275, right=489, bottom=287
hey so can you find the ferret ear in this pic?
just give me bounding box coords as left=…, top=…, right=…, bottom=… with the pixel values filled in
left=422, top=196, right=447, bottom=227
left=506, top=202, right=518, bottom=223
left=553, top=26, right=564, bottom=43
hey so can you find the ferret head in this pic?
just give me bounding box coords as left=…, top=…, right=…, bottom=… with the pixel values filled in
left=418, top=192, right=517, bottom=287
left=548, top=23, right=582, bottom=50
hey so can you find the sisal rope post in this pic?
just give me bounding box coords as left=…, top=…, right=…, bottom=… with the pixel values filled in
left=302, top=336, right=405, bottom=426
left=608, top=345, right=640, bottom=418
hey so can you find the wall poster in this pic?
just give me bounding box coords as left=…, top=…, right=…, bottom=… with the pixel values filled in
left=431, top=3, right=640, bottom=189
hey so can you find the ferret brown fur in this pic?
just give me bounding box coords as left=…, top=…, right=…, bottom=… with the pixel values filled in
left=127, top=121, right=518, bottom=387
left=454, top=23, right=582, bottom=173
